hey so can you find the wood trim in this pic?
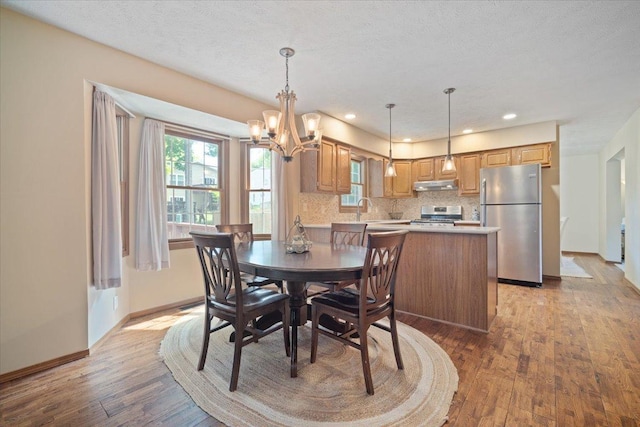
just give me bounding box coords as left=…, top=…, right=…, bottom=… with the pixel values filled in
left=0, top=297, right=203, bottom=384
left=0, top=350, right=89, bottom=384
left=543, top=274, right=561, bottom=281
left=129, top=296, right=203, bottom=319
left=169, top=239, right=194, bottom=250
left=89, top=315, right=131, bottom=354
left=397, top=310, right=490, bottom=334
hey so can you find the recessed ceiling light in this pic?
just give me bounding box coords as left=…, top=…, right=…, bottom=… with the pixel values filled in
left=462, top=129, right=473, bottom=134
left=503, top=113, right=517, bottom=120
left=344, top=113, right=356, bottom=120
left=403, top=138, right=412, bottom=142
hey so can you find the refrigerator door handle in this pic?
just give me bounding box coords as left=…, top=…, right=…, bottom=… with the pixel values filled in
left=481, top=178, right=487, bottom=226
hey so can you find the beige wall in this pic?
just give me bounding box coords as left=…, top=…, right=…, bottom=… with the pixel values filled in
left=599, top=108, right=639, bottom=289
left=0, top=8, right=274, bottom=374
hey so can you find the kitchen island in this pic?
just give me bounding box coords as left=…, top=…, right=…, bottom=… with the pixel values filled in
left=305, top=223, right=500, bottom=332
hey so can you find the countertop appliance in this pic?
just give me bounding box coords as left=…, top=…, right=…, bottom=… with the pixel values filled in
left=411, top=206, right=462, bottom=227
left=480, top=163, right=542, bottom=287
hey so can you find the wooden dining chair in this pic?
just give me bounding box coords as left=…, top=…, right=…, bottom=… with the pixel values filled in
left=308, top=222, right=368, bottom=294
left=310, top=229, right=408, bottom=395
left=190, top=232, right=290, bottom=392
left=216, top=223, right=284, bottom=293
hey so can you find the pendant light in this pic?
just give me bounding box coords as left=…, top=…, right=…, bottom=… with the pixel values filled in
left=442, top=88, right=457, bottom=173
left=384, top=103, right=397, bottom=177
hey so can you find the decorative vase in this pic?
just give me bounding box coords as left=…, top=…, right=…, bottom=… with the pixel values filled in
left=285, top=215, right=312, bottom=253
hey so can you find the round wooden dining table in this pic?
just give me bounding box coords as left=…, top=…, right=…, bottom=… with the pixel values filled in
left=234, top=240, right=368, bottom=377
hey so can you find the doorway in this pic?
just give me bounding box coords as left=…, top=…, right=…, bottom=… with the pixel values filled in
left=604, top=149, right=625, bottom=264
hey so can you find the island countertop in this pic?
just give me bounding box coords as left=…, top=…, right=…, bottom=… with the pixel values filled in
left=304, top=222, right=500, bottom=235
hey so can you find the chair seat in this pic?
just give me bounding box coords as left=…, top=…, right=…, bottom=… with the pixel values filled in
left=211, top=287, right=288, bottom=312
left=311, top=288, right=374, bottom=314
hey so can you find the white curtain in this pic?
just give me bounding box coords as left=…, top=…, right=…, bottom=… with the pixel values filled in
left=135, top=119, right=170, bottom=271
left=92, top=91, right=122, bottom=289
left=271, top=153, right=289, bottom=240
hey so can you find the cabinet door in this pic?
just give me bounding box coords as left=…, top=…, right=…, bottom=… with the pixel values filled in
left=512, top=143, right=551, bottom=167
left=317, top=139, right=336, bottom=192
left=383, top=159, right=414, bottom=198
left=435, top=156, right=458, bottom=180
left=458, top=154, right=481, bottom=195
left=392, top=160, right=414, bottom=197
left=481, top=149, right=511, bottom=168
left=413, top=158, right=435, bottom=181
left=368, top=158, right=384, bottom=198
left=335, top=145, right=352, bottom=194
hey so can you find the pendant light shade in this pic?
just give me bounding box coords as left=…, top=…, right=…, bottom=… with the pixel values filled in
left=442, top=88, right=457, bottom=173
left=384, top=103, right=397, bottom=177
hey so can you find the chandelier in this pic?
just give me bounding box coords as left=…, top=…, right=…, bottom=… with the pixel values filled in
left=247, top=47, right=322, bottom=162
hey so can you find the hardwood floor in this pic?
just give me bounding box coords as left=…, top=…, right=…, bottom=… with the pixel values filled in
left=1, top=254, right=638, bottom=426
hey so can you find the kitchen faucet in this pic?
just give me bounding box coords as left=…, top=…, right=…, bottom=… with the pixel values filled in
left=356, top=197, right=373, bottom=222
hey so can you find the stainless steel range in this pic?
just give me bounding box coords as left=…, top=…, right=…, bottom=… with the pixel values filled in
left=410, top=206, right=462, bottom=226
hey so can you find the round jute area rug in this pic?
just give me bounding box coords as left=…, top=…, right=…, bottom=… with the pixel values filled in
left=160, top=308, right=458, bottom=426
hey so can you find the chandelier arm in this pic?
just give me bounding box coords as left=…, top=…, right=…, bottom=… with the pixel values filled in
left=288, top=93, right=304, bottom=151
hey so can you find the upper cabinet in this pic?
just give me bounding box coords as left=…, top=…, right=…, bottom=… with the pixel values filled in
left=512, top=143, right=551, bottom=167
left=481, top=148, right=511, bottom=168
left=336, top=144, right=351, bottom=194
left=412, top=158, right=435, bottom=181
left=383, top=159, right=415, bottom=198
left=434, top=156, right=459, bottom=180
left=458, top=153, right=481, bottom=195
left=300, top=138, right=351, bottom=194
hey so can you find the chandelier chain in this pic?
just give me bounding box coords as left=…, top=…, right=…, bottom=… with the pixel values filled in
left=285, top=55, right=290, bottom=93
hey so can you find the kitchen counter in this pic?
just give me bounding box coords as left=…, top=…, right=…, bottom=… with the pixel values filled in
left=305, top=222, right=499, bottom=235
left=304, top=222, right=499, bottom=332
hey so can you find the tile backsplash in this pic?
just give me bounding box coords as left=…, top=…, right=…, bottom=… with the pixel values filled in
left=298, top=191, right=480, bottom=224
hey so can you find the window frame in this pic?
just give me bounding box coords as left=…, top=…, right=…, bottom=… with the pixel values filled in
left=339, top=154, right=368, bottom=213
left=164, top=125, right=229, bottom=250
left=241, top=141, right=272, bottom=240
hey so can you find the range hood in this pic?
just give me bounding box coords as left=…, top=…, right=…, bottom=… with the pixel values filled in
left=413, top=179, right=459, bottom=191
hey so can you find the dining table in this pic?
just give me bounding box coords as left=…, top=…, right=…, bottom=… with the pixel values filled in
left=234, top=240, right=368, bottom=377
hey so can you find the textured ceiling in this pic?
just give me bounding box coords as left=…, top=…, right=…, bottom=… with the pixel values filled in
left=3, top=0, right=640, bottom=155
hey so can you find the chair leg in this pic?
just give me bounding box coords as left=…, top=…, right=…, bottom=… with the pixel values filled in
left=197, top=312, right=211, bottom=371
left=282, top=305, right=291, bottom=357
left=390, top=311, right=404, bottom=370
left=359, top=326, right=374, bottom=395
left=229, top=325, right=244, bottom=392
left=310, top=305, right=320, bottom=363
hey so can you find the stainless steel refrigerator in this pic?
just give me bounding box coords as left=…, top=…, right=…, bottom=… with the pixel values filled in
left=480, top=163, right=542, bottom=287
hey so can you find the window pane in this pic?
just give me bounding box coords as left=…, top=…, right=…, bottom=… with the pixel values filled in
left=250, top=148, right=271, bottom=190
left=341, top=158, right=365, bottom=207
left=166, top=189, right=219, bottom=239
left=249, top=190, right=272, bottom=234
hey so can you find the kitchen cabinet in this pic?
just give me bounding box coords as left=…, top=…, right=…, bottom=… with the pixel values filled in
left=412, top=158, right=435, bottom=181
left=336, top=144, right=351, bottom=194
left=383, top=159, right=415, bottom=198
left=512, top=143, right=551, bottom=167
left=300, top=138, right=351, bottom=194
left=434, top=156, right=459, bottom=180
left=458, top=153, right=481, bottom=195
left=481, top=148, right=512, bottom=168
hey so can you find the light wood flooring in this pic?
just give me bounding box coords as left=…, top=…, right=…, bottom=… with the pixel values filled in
left=1, top=253, right=638, bottom=426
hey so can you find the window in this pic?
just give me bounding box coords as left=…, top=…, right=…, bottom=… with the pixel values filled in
left=243, top=144, right=272, bottom=237
left=165, top=127, right=228, bottom=245
left=115, top=112, right=129, bottom=256
left=340, top=156, right=367, bottom=212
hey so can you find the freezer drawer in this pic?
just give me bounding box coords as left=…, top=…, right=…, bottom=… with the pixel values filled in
left=483, top=204, right=542, bottom=285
